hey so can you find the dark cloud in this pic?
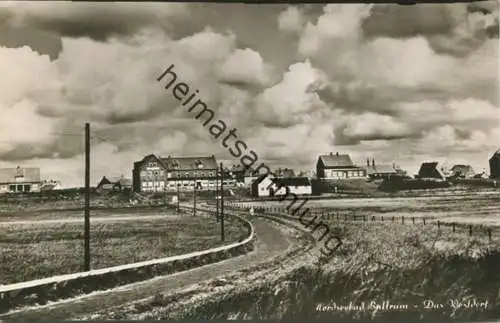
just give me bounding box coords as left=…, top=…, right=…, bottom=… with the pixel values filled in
left=362, top=5, right=457, bottom=39
left=1, top=3, right=188, bottom=40
left=361, top=2, right=498, bottom=58
left=333, top=125, right=415, bottom=146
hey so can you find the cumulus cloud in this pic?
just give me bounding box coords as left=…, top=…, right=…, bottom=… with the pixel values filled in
left=298, top=4, right=373, bottom=57
left=0, top=3, right=498, bottom=186
left=342, top=113, right=411, bottom=141
left=278, top=6, right=306, bottom=33
left=217, top=48, right=275, bottom=87
left=253, top=60, right=328, bottom=127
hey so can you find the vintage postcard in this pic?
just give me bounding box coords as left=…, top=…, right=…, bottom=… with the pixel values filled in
left=0, top=1, right=498, bottom=322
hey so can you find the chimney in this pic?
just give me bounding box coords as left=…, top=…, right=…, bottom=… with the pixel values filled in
left=367, top=158, right=370, bottom=167
left=372, top=158, right=375, bottom=167
left=330, top=152, right=333, bottom=156
left=336, top=152, right=339, bottom=156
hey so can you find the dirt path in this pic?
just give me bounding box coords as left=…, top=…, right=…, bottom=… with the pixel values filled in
left=0, top=217, right=297, bottom=320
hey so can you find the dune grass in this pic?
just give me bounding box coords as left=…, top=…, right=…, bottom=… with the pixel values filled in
left=0, top=214, right=248, bottom=285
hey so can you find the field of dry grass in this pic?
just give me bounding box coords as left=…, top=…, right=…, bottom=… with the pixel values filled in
left=0, top=212, right=248, bottom=285
left=115, top=189, right=500, bottom=321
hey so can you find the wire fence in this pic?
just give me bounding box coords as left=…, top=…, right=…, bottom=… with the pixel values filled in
left=227, top=203, right=497, bottom=243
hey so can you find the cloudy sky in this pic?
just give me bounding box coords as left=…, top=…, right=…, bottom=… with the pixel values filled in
left=0, top=2, right=498, bottom=187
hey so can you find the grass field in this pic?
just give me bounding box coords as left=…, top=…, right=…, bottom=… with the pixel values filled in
left=0, top=212, right=248, bottom=285
left=134, top=189, right=500, bottom=321
left=240, top=189, right=500, bottom=227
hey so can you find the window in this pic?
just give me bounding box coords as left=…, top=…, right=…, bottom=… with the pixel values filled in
left=17, top=185, right=23, bottom=192
left=24, top=185, right=31, bottom=192
left=9, top=185, right=15, bottom=192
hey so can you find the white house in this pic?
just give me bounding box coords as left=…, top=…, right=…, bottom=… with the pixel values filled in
left=272, top=177, right=312, bottom=196
left=251, top=174, right=275, bottom=197
left=251, top=175, right=312, bottom=197
left=0, top=166, right=42, bottom=194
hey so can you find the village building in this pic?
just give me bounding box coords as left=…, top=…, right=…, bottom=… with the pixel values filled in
left=230, top=164, right=247, bottom=183
left=97, top=176, right=132, bottom=192
left=132, top=154, right=218, bottom=193
left=0, top=166, right=42, bottom=193
left=490, top=149, right=500, bottom=179
left=364, top=158, right=402, bottom=180
left=243, top=168, right=261, bottom=187
left=316, top=152, right=366, bottom=180
left=275, top=168, right=296, bottom=178
left=221, top=167, right=237, bottom=187
left=416, top=162, right=446, bottom=181
left=251, top=175, right=312, bottom=197
left=251, top=174, right=275, bottom=197
left=40, top=180, right=62, bottom=191
left=272, top=177, right=312, bottom=196
left=449, top=165, right=475, bottom=179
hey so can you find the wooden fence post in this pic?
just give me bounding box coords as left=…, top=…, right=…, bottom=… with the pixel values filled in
left=452, top=223, right=456, bottom=233
left=437, top=220, right=441, bottom=229
left=469, top=225, right=473, bottom=236
left=412, top=217, right=415, bottom=224
left=402, top=216, right=405, bottom=224
left=488, top=228, right=492, bottom=242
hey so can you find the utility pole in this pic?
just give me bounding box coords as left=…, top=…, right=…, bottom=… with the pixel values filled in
left=220, top=162, right=225, bottom=242
left=163, top=175, right=166, bottom=207
left=84, top=123, right=91, bottom=272
left=215, top=171, right=219, bottom=222
left=193, top=180, right=197, bottom=216
left=177, top=183, right=180, bottom=213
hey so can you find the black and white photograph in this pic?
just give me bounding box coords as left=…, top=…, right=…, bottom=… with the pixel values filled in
left=0, top=1, right=499, bottom=321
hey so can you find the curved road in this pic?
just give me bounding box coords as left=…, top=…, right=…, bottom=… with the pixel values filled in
left=1, top=216, right=297, bottom=320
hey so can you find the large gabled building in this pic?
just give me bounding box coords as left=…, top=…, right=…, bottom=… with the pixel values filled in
left=316, top=152, right=366, bottom=180
left=416, top=162, right=446, bottom=181
left=0, top=166, right=41, bottom=194
left=132, top=154, right=218, bottom=192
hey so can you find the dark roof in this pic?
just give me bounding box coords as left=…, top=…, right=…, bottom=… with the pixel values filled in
left=272, top=177, right=311, bottom=187
left=491, top=149, right=500, bottom=159
left=0, top=167, right=41, bottom=184
left=160, top=155, right=217, bottom=170
left=100, top=176, right=132, bottom=186
left=318, top=154, right=354, bottom=168
left=252, top=174, right=274, bottom=186
left=418, top=162, right=445, bottom=179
